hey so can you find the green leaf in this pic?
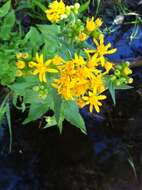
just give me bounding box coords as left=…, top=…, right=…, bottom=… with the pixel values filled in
left=115, top=85, right=133, bottom=90
left=63, top=101, right=86, bottom=134
left=44, top=115, right=57, bottom=128
left=37, top=24, right=60, bottom=54
left=109, top=81, right=116, bottom=105
left=10, top=76, right=38, bottom=94
left=23, top=96, right=53, bottom=124
left=23, top=26, right=43, bottom=52
left=0, top=9, right=15, bottom=40
left=52, top=91, right=64, bottom=133
left=79, top=0, right=90, bottom=13
left=105, top=77, right=116, bottom=105
left=6, top=101, right=12, bottom=152
left=0, top=0, right=11, bottom=18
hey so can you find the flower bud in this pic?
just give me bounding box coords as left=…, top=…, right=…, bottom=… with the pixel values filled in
left=74, top=3, right=80, bottom=10
left=33, top=86, right=40, bottom=92
left=128, top=78, right=133, bottom=84
left=114, top=69, right=121, bottom=76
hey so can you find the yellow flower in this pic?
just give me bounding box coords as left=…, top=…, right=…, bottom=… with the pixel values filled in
left=82, top=89, right=106, bottom=112
left=95, top=18, right=103, bottom=28
left=28, top=61, right=35, bottom=68
left=86, top=17, right=103, bottom=32
left=32, top=53, right=58, bottom=83
left=77, top=98, right=87, bottom=108
left=16, top=61, right=25, bottom=69
left=128, top=78, right=133, bottom=84
left=90, top=75, right=106, bottom=94
left=73, top=54, right=86, bottom=66
left=79, top=32, right=88, bottom=41
left=93, top=34, right=117, bottom=66
left=16, top=52, right=29, bottom=59
left=52, top=55, right=64, bottom=65
left=54, top=75, right=75, bottom=100
left=86, top=17, right=96, bottom=32
left=123, top=67, right=132, bottom=76
left=74, top=81, right=89, bottom=97
left=45, top=0, right=66, bottom=23
left=104, top=61, right=114, bottom=73
left=16, top=70, right=23, bottom=77
left=87, top=53, right=99, bottom=68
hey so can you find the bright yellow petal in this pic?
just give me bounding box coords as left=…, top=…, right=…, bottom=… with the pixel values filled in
left=43, top=73, right=47, bottom=82
left=47, top=68, right=58, bottom=73
left=95, top=105, right=100, bottom=113
left=45, top=59, right=52, bottom=66
left=98, top=95, right=106, bottom=100
left=93, top=38, right=99, bottom=46
left=33, top=70, right=39, bottom=75
left=100, top=34, right=104, bottom=45
left=107, top=48, right=117, bottom=54
left=89, top=104, right=93, bottom=112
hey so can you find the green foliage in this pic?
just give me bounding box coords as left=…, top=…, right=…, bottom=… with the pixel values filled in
left=0, top=9, right=15, bottom=40
left=0, top=0, right=11, bottom=18
left=0, top=0, right=133, bottom=137
left=63, top=101, right=86, bottom=134
left=0, top=51, right=17, bottom=85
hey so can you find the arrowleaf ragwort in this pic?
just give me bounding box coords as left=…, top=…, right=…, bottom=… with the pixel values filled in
left=0, top=0, right=133, bottom=134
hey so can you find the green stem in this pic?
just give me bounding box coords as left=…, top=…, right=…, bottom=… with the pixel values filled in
left=34, top=0, right=47, bottom=12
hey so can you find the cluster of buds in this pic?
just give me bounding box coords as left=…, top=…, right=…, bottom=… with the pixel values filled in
left=45, top=0, right=80, bottom=23
left=16, top=52, right=30, bottom=77
left=33, top=85, right=48, bottom=100
left=110, top=62, right=133, bottom=86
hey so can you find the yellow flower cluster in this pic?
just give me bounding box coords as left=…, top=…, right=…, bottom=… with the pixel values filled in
left=15, top=33, right=132, bottom=113
left=16, top=53, right=58, bottom=82
left=52, top=47, right=111, bottom=113
left=78, top=17, right=103, bottom=42
left=86, top=17, right=103, bottom=32
left=16, top=52, right=29, bottom=77
left=45, top=0, right=80, bottom=23
left=29, top=53, right=58, bottom=83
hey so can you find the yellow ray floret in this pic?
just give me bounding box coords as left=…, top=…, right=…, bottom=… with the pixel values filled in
left=82, top=89, right=107, bottom=112
left=31, top=53, right=58, bottom=83
left=86, top=17, right=103, bottom=32
left=45, top=0, right=66, bottom=23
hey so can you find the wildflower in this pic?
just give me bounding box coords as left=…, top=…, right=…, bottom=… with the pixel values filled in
left=86, top=17, right=96, bottom=32
left=104, top=61, right=114, bottom=73
left=52, top=55, right=64, bottom=65
left=82, top=89, right=106, bottom=112
left=16, top=52, right=29, bottom=59
left=74, top=80, right=89, bottom=97
left=87, top=53, right=99, bottom=68
left=32, top=53, right=58, bottom=83
left=123, top=67, right=132, bottom=76
left=73, top=3, right=80, bottom=14
left=128, top=78, right=133, bottom=84
left=16, top=61, right=25, bottom=69
left=90, top=75, right=106, bottom=94
left=93, top=34, right=117, bottom=66
left=73, top=54, right=86, bottom=66
left=95, top=18, right=103, bottom=28
left=86, top=17, right=103, bottom=32
left=53, top=75, right=74, bottom=100
left=77, top=98, right=86, bottom=108
left=28, top=61, right=35, bottom=68
left=79, top=32, right=88, bottom=41
left=16, top=70, right=23, bottom=77
left=45, top=0, right=66, bottom=23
